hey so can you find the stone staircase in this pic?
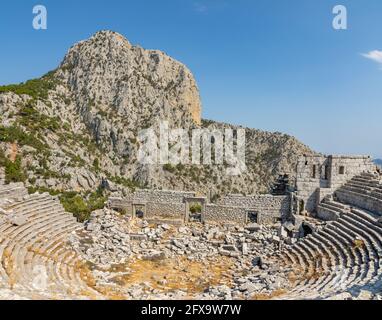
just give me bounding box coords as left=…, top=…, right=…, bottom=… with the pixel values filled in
left=0, top=183, right=28, bottom=201
left=280, top=172, right=382, bottom=299
left=0, top=184, right=102, bottom=300
left=335, top=172, right=382, bottom=215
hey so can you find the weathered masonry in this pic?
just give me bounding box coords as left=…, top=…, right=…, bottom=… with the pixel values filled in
left=216, top=194, right=291, bottom=224
left=108, top=155, right=378, bottom=225
left=108, top=190, right=291, bottom=225
left=294, top=155, right=376, bottom=215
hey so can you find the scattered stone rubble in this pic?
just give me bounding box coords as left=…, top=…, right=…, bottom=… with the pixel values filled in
left=69, top=208, right=294, bottom=299
left=68, top=207, right=382, bottom=300
left=69, top=209, right=132, bottom=267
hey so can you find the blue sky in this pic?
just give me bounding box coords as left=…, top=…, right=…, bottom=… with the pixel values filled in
left=0, top=0, right=381, bottom=158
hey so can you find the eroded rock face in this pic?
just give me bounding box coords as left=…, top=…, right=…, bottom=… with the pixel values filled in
left=59, top=31, right=201, bottom=132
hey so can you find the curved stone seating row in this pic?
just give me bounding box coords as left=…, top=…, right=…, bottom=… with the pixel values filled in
left=335, top=173, right=382, bottom=216
left=0, top=189, right=102, bottom=299
left=281, top=195, right=382, bottom=299
left=0, top=183, right=28, bottom=201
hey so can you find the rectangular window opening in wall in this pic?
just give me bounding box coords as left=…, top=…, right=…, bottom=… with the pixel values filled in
left=339, top=166, right=345, bottom=175
left=247, top=211, right=258, bottom=223
left=312, top=165, right=317, bottom=178
left=324, top=165, right=329, bottom=180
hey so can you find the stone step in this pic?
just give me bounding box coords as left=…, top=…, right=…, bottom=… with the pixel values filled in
left=0, top=206, right=67, bottom=236
left=319, top=202, right=343, bottom=213
left=0, top=216, right=77, bottom=282
left=293, top=241, right=326, bottom=289
left=0, top=184, right=28, bottom=199
left=325, top=224, right=363, bottom=266
left=306, top=236, right=333, bottom=269
left=346, top=211, right=382, bottom=247
left=325, top=201, right=349, bottom=210
left=350, top=207, right=380, bottom=225
left=296, top=238, right=333, bottom=292
left=308, top=233, right=338, bottom=267
left=340, top=215, right=382, bottom=259
left=342, top=185, right=369, bottom=196
left=0, top=213, right=75, bottom=251
left=319, top=230, right=350, bottom=267
left=313, top=232, right=343, bottom=266
left=10, top=200, right=64, bottom=219
left=323, top=227, right=356, bottom=268
left=331, top=220, right=370, bottom=264
left=320, top=266, right=358, bottom=293
left=338, top=188, right=382, bottom=205
left=4, top=194, right=52, bottom=211
left=352, top=176, right=382, bottom=187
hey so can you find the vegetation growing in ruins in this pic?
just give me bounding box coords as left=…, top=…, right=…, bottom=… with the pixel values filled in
left=27, top=186, right=107, bottom=222
left=189, top=203, right=202, bottom=214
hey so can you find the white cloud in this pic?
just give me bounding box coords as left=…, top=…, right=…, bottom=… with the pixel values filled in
left=362, top=50, right=382, bottom=68
left=193, top=2, right=208, bottom=14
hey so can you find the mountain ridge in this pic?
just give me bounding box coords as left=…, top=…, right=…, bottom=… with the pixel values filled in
left=0, top=30, right=315, bottom=220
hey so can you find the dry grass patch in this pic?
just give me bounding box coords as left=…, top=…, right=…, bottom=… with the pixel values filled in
left=3, top=249, right=17, bottom=288
left=251, top=289, right=287, bottom=300
left=353, top=239, right=365, bottom=249
left=92, top=255, right=235, bottom=299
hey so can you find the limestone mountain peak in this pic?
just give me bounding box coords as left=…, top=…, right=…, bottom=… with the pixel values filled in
left=58, top=30, right=202, bottom=127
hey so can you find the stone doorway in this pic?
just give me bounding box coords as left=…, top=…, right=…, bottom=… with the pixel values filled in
left=132, top=203, right=146, bottom=219
left=184, top=197, right=206, bottom=223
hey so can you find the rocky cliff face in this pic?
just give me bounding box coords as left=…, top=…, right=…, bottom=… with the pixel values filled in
left=57, top=31, right=201, bottom=156
left=0, top=30, right=315, bottom=199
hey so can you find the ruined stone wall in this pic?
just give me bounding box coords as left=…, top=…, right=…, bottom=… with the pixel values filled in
left=122, top=190, right=196, bottom=203
left=316, top=206, right=340, bottom=221
left=108, top=197, right=186, bottom=219
left=295, top=156, right=330, bottom=213
left=108, top=197, right=133, bottom=212
left=329, top=156, right=375, bottom=190
left=109, top=191, right=290, bottom=225
left=217, top=194, right=291, bottom=222
left=204, top=204, right=247, bottom=224
left=296, top=155, right=376, bottom=213
left=146, top=202, right=185, bottom=220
